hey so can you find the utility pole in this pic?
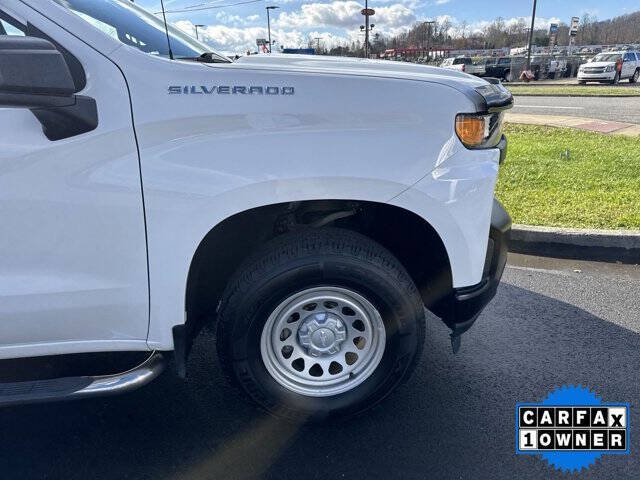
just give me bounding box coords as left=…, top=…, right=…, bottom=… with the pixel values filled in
left=194, top=24, right=205, bottom=40
left=314, top=37, right=322, bottom=53
left=266, top=6, right=279, bottom=53
left=526, top=0, right=537, bottom=70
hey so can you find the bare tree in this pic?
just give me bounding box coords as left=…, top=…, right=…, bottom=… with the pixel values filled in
left=380, top=10, right=639, bottom=58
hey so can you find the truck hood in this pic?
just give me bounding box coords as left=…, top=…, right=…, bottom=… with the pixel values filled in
left=229, top=53, right=487, bottom=89
left=215, top=54, right=513, bottom=113
left=584, top=61, right=616, bottom=68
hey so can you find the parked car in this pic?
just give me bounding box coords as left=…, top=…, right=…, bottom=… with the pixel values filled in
left=0, top=0, right=513, bottom=419
left=578, top=51, right=640, bottom=84
left=440, top=56, right=484, bottom=75
left=468, top=57, right=492, bottom=77
left=484, top=56, right=525, bottom=82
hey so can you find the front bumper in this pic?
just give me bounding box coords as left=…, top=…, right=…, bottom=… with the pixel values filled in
left=434, top=199, right=511, bottom=335
left=577, top=72, right=615, bottom=81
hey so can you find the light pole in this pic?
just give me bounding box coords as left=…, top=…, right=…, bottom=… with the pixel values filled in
left=266, top=6, right=279, bottom=53
left=423, top=20, right=435, bottom=62
left=194, top=24, right=205, bottom=40
left=359, top=1, right=375, bottom=58
left=364, top=0, right=369, bottom=58
left=359, top=24, right=374, bottom=57
left=526, top=0, right=537, bottom=71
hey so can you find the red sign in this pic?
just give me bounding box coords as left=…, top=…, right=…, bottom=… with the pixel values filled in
left=361, top=8, right=375, bottom=15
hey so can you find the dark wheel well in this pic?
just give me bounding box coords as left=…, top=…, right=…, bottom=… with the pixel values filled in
left=184, top=200, right=452, bottom=339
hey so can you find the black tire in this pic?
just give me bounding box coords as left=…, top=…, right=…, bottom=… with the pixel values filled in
left=578, top=80, right=586, bottom=85
left=216, top=227, right=426, bottom=421
left=503, top=70, right=511, bottom=82
left=630, top=69, right=639, bottom=84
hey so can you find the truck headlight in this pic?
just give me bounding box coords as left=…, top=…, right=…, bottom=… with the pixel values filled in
left=605, top=65, right=614, bottom=72
left=455, top=113, right=503, bottom=148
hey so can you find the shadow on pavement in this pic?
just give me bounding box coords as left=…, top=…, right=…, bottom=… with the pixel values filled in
left=1, top=283, right=638, bottom=480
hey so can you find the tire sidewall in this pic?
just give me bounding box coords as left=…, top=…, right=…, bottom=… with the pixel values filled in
left=226, top=254, right=421, bottom=420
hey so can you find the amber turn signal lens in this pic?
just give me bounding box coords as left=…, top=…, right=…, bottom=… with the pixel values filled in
left=455, top=114, right=486, bottom=147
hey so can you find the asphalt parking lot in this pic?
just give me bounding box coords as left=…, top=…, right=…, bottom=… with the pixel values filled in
left=2, top=254, right=639, bottom=480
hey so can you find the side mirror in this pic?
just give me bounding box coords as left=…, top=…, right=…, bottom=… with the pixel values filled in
left=0, top=36, right=97, bottom=140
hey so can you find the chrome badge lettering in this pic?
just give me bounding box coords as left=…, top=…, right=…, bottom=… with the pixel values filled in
left=168, top=86, right=294, bottom=95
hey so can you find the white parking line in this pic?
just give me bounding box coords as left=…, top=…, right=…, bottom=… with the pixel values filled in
left=514, top=105, right=585, bottom=110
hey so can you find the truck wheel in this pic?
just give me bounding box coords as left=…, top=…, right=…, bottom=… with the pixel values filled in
left=504, top=70, right=512, bottom=82
left=578, top=80, right=586, bottom=85
left=216, top=228, right=425, bottom=421
left=630, top=69, right=639, bottom=84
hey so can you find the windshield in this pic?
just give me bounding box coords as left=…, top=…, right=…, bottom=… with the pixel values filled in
left=51, top=0, right=229, bottom=62
left=593, top=53, right=622, bottom=62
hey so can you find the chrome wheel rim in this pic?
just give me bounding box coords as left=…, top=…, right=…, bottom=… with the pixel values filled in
left=260, top=286, right=386, bottom=397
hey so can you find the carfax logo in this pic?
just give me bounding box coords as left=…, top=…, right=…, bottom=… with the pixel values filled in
left=516, top=385, right=630, bottom=472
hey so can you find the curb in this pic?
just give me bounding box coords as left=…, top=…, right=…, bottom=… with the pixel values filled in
left=504, top=113, right=640, bottom=137
left=510, top=224, right=640, bottom=264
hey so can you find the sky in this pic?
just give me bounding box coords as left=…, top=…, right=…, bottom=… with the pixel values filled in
left=136, top=0, right=639, bottom=54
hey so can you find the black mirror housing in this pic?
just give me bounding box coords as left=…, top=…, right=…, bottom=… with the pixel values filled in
left=0, top=36, right=74, bottom=98
left=0, top=36, right=97, bottom=140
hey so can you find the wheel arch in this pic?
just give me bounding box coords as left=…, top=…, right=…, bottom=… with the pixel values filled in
left=178, top=200, right=453, bottom=372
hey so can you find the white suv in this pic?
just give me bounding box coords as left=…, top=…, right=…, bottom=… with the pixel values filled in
left=0, top=0, right=512, bottom=419
left=578, top=51, right=640, bottom=84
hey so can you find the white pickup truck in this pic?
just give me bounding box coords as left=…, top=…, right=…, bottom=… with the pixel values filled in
left=0, top=0, right=512, bottom=419
left=440, top=56, right=485, bottom=76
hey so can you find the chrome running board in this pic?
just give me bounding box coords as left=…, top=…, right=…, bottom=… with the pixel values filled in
left=0, top=352, right=165, bottom=407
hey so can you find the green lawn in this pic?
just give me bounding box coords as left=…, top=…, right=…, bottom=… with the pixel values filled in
left=507, top=85, right=640, bottom=96
left=496, top=124, right=640, bottom=229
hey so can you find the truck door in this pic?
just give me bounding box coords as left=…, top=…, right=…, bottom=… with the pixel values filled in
left=0, top=5, right=149, bottom=359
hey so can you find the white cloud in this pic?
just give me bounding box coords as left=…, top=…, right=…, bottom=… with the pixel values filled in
left=276, top=1, right=361, bottom=28
left=176, top=19, right=342, bottom=54
left=275, top=1, right=415, bottom=30
left=374, top=4, right=417, bottom=28
left=183, top=11, right=263, bottom=28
